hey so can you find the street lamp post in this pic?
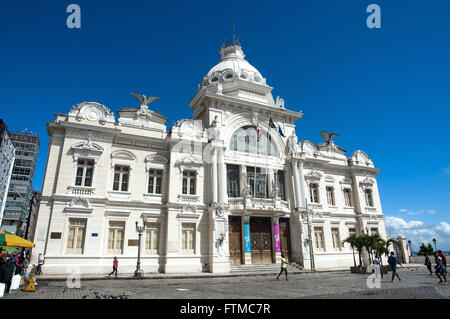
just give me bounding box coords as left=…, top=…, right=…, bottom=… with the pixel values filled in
left=304, top=198, right=315, bottom=272
left=134, top=221, right=144, bottom=279
left=408, top=240, right=412, bottom=257
left=432, top=238, right=437, bottom=251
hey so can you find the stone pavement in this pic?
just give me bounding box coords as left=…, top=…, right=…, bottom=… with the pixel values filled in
left=2, top=265, right=449, bottom=299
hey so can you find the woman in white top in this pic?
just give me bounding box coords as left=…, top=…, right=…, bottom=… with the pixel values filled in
left=276, top=252, right=288, bottom=281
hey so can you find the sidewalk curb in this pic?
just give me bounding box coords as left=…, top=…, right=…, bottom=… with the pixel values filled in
left=34, top=265, right=424, bottom=282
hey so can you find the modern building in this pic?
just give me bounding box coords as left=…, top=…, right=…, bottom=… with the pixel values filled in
left=0, top=120, right=16, bottom=227
left=32, top=39, right=387, bottom=275
left=2, top=131, right=40, bottom=236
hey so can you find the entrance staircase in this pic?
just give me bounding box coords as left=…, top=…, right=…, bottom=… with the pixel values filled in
left=230, top=262, right=303, bottom=274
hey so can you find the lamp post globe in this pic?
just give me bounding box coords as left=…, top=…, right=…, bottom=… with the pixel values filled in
left=432, top=238, right=437, bottom=251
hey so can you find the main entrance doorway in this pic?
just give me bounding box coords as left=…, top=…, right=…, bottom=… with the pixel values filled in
left=250, top=217, right=273, bottom=264
left=228, top=216, right=242, bottom=265
left=279, top=218, right=292, bottom=261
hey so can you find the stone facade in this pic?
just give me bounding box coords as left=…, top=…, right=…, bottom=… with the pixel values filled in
left=0, top=120, right=15, bottom=226
left=31, top=41, right=387, bottom=275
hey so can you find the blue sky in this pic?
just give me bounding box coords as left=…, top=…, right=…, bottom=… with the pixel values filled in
left=1, top=0, right=449, bottom=250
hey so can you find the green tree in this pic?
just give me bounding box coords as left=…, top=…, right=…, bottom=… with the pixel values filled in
left=418, top=243, right=433, bottom=256
left=343, top=234, right=364, bottom=267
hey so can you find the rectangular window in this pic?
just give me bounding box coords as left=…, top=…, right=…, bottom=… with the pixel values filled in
left=182, top=171, right=196, bottom=195
left=326, top=186, right=335, bottom=206
left=75, top=159, right=94, bottom=187
left=343, top=188, right=353, bottom=207
left=370, top=228, right=378, bottom=235
left=277, top=170, right=286, bottom=200
left=246, top=166, right=268, bottom=198
left=107, top=221, right=125, bottom=254
left=314, top=227, right=325, bottom=251
left=226, top=164, right=240, bottom=198
left=309, top=183, right=319, bottom=203
left=365, top=189, right=374, bottom=207
left=182, top=223, right=196, bottom=254
left=148, top=169, right=163, bottom=194
left=113, top=165, right=130, bottom=192
left=145, top=223, right=160, bottom=254
left=348, top=228, right=356, bottom=237
left=66, top=218, right=86, bottom=254
left=331, top=228, right=341, bottom=250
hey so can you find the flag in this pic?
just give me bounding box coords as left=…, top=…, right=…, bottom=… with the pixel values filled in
left=256, top=123, right=263, bottom=140
left=269, top=117, right=276, bottom=129
left=278, top=125, right=286, bottom=137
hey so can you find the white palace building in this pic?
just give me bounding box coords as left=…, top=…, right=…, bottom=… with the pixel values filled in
left=31, top=38, right=387, bottom=275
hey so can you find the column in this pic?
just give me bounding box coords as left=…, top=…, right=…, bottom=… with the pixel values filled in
left=218, top=147, right=227, bottom=204
left=351, top=174, right=370, bottom=266
left=298, top=160, right=307, bottom=207
left=211, top=148, right=218, bottom=204
left=291, top=160, right=301, bottom=209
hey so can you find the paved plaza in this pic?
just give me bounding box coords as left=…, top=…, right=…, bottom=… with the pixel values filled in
left=2, top=266, right=449, bottom=299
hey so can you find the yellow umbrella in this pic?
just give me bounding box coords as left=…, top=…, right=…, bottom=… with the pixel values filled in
left=0, top=231, right=35, bottom=248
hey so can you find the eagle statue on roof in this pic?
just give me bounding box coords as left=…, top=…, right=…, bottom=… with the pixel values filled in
left=130, top=93, right=160, bottom=107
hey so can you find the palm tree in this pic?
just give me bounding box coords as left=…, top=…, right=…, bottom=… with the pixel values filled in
left=343, top=234, right=358, bottom=267
left=343, top=234, right=364, bottom=267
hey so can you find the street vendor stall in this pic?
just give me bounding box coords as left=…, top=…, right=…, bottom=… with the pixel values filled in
left=0, top=231, right=35, bottom=248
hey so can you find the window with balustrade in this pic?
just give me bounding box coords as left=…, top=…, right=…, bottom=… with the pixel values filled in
left=148, top=169, right=163, bottom=194
left=182, top=171, right=196, bottom=195
left=309, top=183, right=320, bottom=203
left=365, top=189, right=374, bottom=207
left=75, top=159, right=94, bottom=187
left=343, top=188, right=353, bottom=207
left=113, top=165, right=130, bottom=192
left=226, top=164, right=240, bottom=198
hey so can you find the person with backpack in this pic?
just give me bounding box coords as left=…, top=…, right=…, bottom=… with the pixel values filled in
left=424, top=255, right=433, bottom=275
left=437, top=250, right=448, bottom=276
left=434, top=251, right=447, bottom=284
left=388, top=251, right=402, bottom=282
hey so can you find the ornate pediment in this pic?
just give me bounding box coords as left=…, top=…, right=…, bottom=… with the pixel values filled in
left=175, top=154, right=203, bottom=173
left=111, top=150, right=136, bottom=161
left=171, top=119, right=204, bottom=139
left=324, top=175, right=335, bottom=183
left=64, top=197, right=93, bottom=213
left=69, top=102, right=115, bottom=124
left=349, top=150, right=374, bottom=167
left=304, top=171, right=323, bottom=181
left=359, top=177, right=375, bottom=189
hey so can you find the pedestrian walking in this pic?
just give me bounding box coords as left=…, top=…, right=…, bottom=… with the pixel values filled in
left=108, top=257, right=118, bottom=279
left=276, top=253, right=288, bottom=281
left=388, top=251, right=402, bottom=282
left=22, top=254, right=30, bottom=276
left=437, top=250, right=449, bottom=276
left=36, top=253, right=45, bottom=275
left=0, top=258, right=13, bottom=294
left=424, top=255, right=433, bottom=275
left=434, top=251, right=447, bottom=285
left=14, top=254, right=23, bottom=276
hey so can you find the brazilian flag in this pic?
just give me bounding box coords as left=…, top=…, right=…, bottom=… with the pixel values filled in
left=269, top=117, right=276, bottom=129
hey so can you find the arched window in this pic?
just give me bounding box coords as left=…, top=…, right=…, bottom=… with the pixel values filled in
left=230, top=126, right=277, bottom=156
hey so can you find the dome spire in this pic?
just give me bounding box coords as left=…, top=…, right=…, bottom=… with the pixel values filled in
left=222, top=17, right=241, bottom=48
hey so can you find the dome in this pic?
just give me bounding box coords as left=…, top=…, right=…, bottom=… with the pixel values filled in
left=202, top=43, right=266, bottom=86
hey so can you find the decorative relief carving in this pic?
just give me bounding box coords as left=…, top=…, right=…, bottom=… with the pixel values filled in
left=69, top=102, right=115, bottom=124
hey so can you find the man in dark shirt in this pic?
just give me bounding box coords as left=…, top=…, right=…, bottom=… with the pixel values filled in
left=388, top=252, right=402, bottom=282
